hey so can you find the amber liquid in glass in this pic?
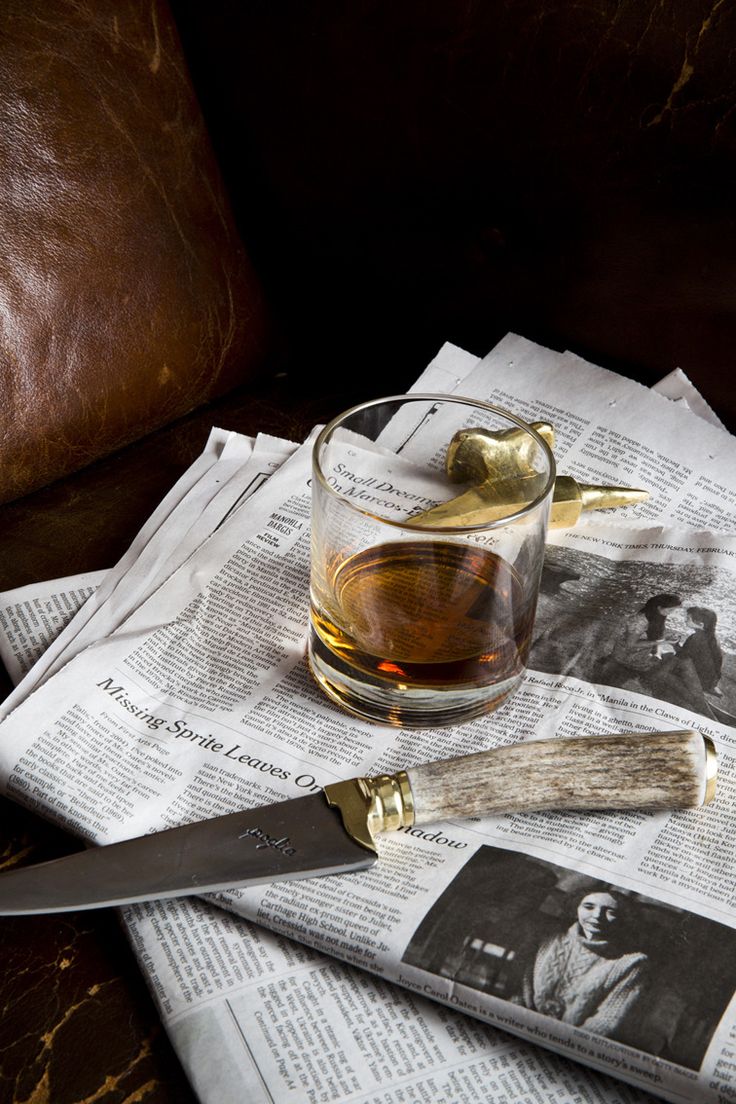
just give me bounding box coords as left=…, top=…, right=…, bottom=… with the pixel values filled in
left=310, top=540, right=535, bottom=699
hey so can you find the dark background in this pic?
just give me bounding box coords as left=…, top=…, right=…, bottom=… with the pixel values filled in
left=172, top=0, right=736, bottom=426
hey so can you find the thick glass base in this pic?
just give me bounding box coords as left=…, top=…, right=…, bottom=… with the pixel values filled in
left=307, top=627, right=521, bottom=729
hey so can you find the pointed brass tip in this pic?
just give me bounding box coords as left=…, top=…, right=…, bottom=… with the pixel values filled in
left=578, top=484, right=650, bottom=513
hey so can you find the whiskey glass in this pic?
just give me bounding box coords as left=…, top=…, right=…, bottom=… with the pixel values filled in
left=308, top=395, right=555, bottom=727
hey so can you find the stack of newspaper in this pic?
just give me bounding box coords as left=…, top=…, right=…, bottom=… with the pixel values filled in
left=1, top=334, right=736, bottom=1104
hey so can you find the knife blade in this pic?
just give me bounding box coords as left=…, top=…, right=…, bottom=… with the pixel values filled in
left=0, top=729, right=716, bottom=914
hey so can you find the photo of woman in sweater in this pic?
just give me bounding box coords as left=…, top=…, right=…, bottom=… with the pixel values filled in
left=402, top=848, right=736, bottom=1070
left=521, top=889, right=648, bottom=1046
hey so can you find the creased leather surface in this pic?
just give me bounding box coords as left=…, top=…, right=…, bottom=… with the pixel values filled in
left=0, top=809, right=196, bottom=1104
left=0, top=0, right=269, bottom=506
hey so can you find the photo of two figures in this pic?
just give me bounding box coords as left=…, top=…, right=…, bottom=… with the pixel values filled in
left=528, top=545, right=736, bottom=726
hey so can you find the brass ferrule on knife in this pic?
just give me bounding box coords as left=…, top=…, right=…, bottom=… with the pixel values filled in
left=705, top=734, right=718, bottom=805
left=324, top=770, right=415, bottom=853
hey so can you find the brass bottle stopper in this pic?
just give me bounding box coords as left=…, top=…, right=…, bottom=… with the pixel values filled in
left=446, top=421, right=555, bottom=483
left=411, top=425, right=649, bottom=529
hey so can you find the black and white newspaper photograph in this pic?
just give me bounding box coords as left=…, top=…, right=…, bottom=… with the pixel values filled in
left=402, top=846, right=736, bottom=1072
left=531, top=548, right=736, bottom=726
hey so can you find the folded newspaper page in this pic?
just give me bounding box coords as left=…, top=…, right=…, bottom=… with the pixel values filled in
left=0, top=433, right=656, bottom=1104
left=1, top=336, right=735, bottom=1104
left=393, top=334, right=736, bottom=533
left=0, top=432, right=299, bottom=721
left=0, top=458, right=658, bottom=1104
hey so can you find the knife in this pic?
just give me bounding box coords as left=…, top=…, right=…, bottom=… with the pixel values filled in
left=0, top=729, right=716, bottom=914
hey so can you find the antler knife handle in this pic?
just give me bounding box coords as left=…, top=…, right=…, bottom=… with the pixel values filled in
left=406, top=729, right=716, bottom=825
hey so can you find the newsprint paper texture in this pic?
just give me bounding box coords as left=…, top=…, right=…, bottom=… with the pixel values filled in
left=1, top=338, right=736, bottom=1104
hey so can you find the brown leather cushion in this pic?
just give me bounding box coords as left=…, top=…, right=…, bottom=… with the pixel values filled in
left=0, top=0, right=269, bottom=506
